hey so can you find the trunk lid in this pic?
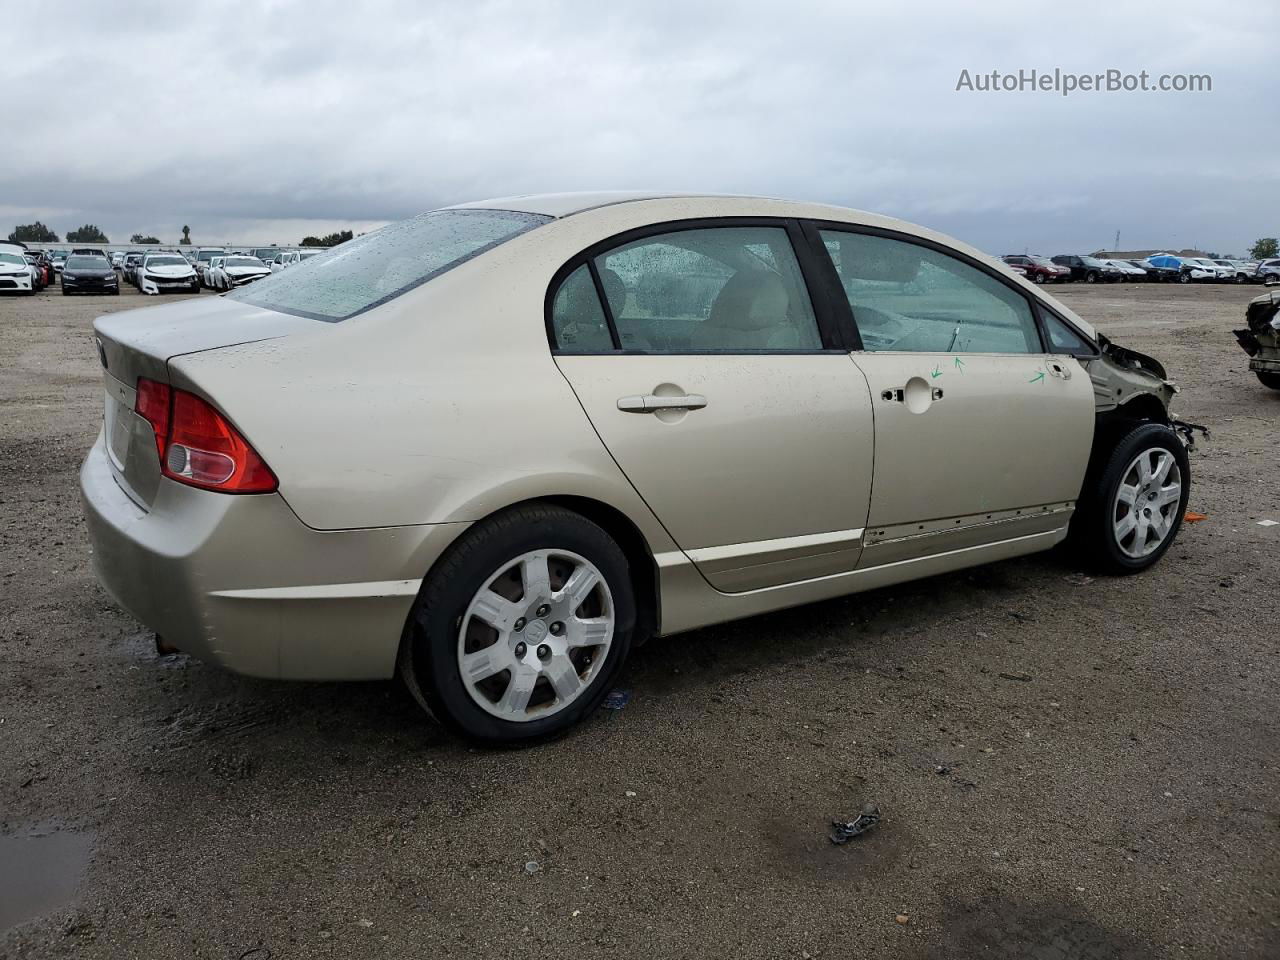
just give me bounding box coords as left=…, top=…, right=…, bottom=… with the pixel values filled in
left=93, top=296, right=319, bottom=509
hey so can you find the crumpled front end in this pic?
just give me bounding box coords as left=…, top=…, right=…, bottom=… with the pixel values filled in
left=1084, top=334, right=1177, bottom=414
left=1233, top=291, right=1280, bottom=375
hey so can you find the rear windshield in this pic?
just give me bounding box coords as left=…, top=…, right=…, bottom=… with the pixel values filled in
left=228, top=209, right=550, bottom=322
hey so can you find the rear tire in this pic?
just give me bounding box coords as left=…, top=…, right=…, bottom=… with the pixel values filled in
left=1257, top=371, right=1280, bottom=391
left=1070, top=422, right=1189, bottom=574
left=400, top=504, right=636, bottom=744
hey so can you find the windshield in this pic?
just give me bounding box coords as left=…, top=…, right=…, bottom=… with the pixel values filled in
left=66, top=256, right=108, bottom=270
left=1030, top=257, right=1055, bottom=267
left=229, top=209, right=550, bottom=322
left=1081, top=257, right=1107, bottom=267
left=145, top=256, right=188, bottom=268
left=225, top=257, right=264, bottom=268
left=0, top=252, right=25, bottom=267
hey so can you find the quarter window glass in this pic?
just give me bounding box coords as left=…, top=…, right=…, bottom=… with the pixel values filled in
left=820, top=231, right=1041, bottom=354
left=591, top=227, right=821, bottom=353
left=1042, top=312, right=1093, bottom=354
left=551, top=265, right=614, bottom=353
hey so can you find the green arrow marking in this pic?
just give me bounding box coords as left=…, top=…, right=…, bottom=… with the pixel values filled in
left=1029, top=370, right=1045, bottom=384
left=930, top=365, right=942, bottom=379
left=953, top=356, right=966, bottom=373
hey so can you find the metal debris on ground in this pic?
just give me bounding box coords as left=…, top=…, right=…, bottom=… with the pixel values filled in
left=1257, top=520, right=1278, bottom=528
left=601, top=689, right=631, bottom=710
left=1184, top=511, right=1208, bottom=523
left=830, top=803, right=881, bottom=844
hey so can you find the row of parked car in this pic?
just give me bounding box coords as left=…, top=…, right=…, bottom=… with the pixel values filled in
left=1001, top=252, right=1277, bottom=284
left=0, top=242, right=328, bottom=297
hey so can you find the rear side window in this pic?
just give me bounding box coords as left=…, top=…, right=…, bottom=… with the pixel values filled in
left=229, top=209, right=549, bottom=322
left=819, top=230, right=1042, bottom=354
left=567, top=226, right=821, bottom=353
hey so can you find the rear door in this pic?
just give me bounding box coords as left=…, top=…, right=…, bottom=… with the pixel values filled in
left=807, top=224, right=1095, bottom=568
left=551, top=220, right=875, bottom=592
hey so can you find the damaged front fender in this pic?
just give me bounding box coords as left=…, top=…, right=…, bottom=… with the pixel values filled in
left=1083, top=334, right=1177, bottom=415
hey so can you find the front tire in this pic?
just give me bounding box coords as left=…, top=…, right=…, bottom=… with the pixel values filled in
left=400, top=504, right=636, bottom=744
left=1071, top=422, right=1189, bottom=574
left=1085, top=271, right=1097, bottom=283
left=1257, top=371, right=1280, bottom=391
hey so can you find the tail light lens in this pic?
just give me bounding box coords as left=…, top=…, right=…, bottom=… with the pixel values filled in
left=134, top=377, right=277, bottom=493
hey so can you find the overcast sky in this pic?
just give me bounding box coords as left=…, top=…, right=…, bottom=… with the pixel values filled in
left=2, top=0, right=1275, bottom=255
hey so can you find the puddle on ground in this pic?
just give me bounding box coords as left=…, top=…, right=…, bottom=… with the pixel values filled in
left=0, top=822, right=94, bottom=933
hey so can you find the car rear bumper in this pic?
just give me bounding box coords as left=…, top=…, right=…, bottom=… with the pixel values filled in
left=80, top=432, right=470, bottom=680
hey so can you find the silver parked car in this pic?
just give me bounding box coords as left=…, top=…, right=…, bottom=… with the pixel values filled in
left=81, top=193, right=1193, bottom=742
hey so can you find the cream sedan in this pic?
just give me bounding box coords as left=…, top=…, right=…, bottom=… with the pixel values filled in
left=81, top=193, right=1193, bottom=742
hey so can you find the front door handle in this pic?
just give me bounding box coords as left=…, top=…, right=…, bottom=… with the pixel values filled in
left=1047, top=359, right=1072, bottom=380
left=617, top=393, right=708, bottom=413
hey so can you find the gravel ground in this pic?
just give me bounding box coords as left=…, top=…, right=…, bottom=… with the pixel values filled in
left=1, top=280, right=1277, bottom=960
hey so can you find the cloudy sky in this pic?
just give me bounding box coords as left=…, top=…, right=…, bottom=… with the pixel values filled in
left=2, top=0, right=1275, bottom=255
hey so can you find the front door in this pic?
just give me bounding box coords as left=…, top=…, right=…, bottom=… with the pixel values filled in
left=550, top=222, right=875, bottom=592
left=812, top=226, right=1096, bottom=567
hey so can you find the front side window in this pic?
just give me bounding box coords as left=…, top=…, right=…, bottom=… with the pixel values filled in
left=578, top=226, right=821, bottom=353
left=230, top=209, right=549, bottom=322
left=819, top=230, right=1042, bottom=354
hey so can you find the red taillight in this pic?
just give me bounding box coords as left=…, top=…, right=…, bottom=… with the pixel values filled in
left=134, top=378, right=171, bottom=461
left=134, top=377, right=277, bottom=494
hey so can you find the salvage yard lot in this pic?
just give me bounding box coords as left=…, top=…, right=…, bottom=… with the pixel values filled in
left=1, top=282, right=1277, bottom=958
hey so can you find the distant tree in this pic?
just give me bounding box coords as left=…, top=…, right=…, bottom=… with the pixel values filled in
left=300, top=230, right=353, bottom=247
left=180, top=225, right=191, bottom=245
left=8, top=222, right=59, bottom=243
left=130, top=233, right=161, bottom=244
left=66, top=224, right=110, bottom=243
left=1249, top=237, right=1279, bottom=260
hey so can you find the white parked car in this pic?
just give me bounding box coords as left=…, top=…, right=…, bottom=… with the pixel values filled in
left=0, top=245, right=35, bottom=295
left=1186, top=258, right=1232, bottom=281
left=1211, top=258, right=1251, bottom=282
left=1102, top=259, right=1147, bottom=280
left=111, top=252, right=125, bottom=268
left=208, top=255, right=272, bottom=290
left=269, top=249, right=322, bottom=273
left=193, top=248, right=227, bottom=287
left=137, top=253, right=200, bottom=295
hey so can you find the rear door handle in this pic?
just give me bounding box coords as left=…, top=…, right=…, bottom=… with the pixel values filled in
left=617, top=394, right=708, bottom=413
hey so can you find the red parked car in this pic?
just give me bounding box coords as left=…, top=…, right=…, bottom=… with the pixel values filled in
left=24, top=253, right=51, bottom=289
left=1002, top=254, right=1069, bottom=284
